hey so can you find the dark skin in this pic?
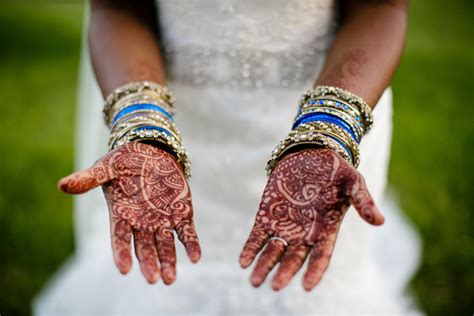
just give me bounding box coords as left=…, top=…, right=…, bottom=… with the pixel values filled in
left=60, top=0, right=407, bottom=288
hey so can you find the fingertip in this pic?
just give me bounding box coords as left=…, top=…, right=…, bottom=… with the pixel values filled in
left=117, top=260, right=132, bottom=275
left=374, top=213, right=385, bottom=226
left=363, top=206, right=385, bottom=226
left=302, top=278, right=316, bottom=292
left=239, top=254, right=253, bottom=269
left=187, top=248, right=201, bottom=263
left=145, top=271, right=161, bottom=284
left=271, top=280, right=284, bottom=292
left=303, top=283, right=314, bottom=292
left=162, top=269, right=176, bottom=285
left=57, top=177, right=72, bottom=193
left=250, top=275, right=263, bottom=288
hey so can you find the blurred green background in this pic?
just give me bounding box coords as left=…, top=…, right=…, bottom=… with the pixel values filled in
left=0, top=1, right=472, bottom=315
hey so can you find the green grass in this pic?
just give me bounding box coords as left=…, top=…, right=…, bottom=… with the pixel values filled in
left=0, top=3, right=83, bottom=316
left=390, top=1, right=474, bottom=314
left=0, top=1, right=472, bottom=315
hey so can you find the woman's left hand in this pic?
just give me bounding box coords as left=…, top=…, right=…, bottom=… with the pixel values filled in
left=239, top=148, right=384, bottom=291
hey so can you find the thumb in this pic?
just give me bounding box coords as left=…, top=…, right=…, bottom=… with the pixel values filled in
left=349, top=173, right=385, bottom=226
left=58, top=158, right=114, bottom=194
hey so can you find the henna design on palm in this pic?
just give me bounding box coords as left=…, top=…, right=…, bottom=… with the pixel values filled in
left=239, top=148, right=384, bottom=291
left=59, top=142, right=201, bottom=284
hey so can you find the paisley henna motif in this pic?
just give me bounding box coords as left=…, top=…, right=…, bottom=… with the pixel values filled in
left=240, top=148, right=384, bottom=291
left=59, top=142, right=201, bottom=284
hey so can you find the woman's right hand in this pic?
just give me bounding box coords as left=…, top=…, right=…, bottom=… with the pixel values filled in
left=58, top=142, right=201, bottom=284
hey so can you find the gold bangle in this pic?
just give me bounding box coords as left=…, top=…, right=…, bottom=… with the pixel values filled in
left=299, top=97, right=364, bottom=129
left=114, top=129, right=191, bottom=179
left=301, top=86, right=373, bottom=132
left=107, top=96, right=175, bottom=128
left=295, top=123, right=360, bottom=167
left=295, top=106, right=363, bottom=141
left=110, top=111, right=180, bottom=137
left=266, top=131, right=353, bottom=177
left=103, top=81, right=175, bottom=125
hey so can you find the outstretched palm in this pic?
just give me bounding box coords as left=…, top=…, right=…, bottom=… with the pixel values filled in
left=59, top=142, right=201, bottom=284
left=239, top=148, right=384, bottom=291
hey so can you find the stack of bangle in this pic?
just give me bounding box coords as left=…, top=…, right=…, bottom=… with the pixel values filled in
left=266, top=85, right=373, bottom=177
left=103, top=81, right=191, bottom=179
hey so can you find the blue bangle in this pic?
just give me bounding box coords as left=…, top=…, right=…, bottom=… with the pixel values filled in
left=112, top=103, right=174, bottom=125
left=292, top=113, right=360, bottom=143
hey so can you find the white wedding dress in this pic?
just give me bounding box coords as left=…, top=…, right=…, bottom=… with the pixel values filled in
left=35, top=1, right=422, bottom=315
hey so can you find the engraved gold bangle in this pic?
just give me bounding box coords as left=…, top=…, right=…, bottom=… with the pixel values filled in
left=295, top=123, right=360, bottom=167
left=265, top=132, right=353, bottom=177
left=114, top=128, right=191, bottom=179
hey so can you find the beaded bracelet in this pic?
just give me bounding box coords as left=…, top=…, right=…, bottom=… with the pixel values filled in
left=296, top=121, right=360, bottom=167
left=115, top=127, right=191, bottom=179
left=266, top=132, right=353, bottom=177
left=298, top=97, right=364, bottom=130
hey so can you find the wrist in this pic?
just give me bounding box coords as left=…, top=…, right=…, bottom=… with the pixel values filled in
left=104, top=81, right=191, bottom=179
left=266, top=85, right=372, bottom=176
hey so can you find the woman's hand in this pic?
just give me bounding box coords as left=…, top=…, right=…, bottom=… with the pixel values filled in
left=58, top=142, right=201, bottom=284
left=239, top=148, right=384, bottom=291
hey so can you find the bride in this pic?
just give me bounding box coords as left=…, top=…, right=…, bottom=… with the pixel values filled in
left=35, top=0, right=421, bottom=314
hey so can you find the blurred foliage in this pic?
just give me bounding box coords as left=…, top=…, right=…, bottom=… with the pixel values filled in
left=390, top=0, right=474, bottom=314
left=0, top=0, right=472, bottom=315
left=0, top=3, right=84, bottom=316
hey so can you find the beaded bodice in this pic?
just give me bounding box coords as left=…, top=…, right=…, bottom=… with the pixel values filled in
left=156, top=0, right=338, bottom=88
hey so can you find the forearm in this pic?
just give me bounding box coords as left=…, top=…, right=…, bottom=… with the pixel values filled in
left=315, top=0, right=408, bottom=107
left=89, top=0, right=166, bottom=97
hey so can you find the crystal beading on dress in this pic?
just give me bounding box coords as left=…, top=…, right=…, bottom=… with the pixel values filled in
left=158, top=0, right=338, bottom=88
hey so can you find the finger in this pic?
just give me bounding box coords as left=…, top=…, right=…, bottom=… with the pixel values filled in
left=250, top=239, right=286, bottom=288
left=349, top=174, right=385, bottom=225
left=110, top=217, right=133, bottom=274
left=176, top=219, right=201, bottom=263
left=239, top=223, right=271, bottom=268
left=133, top=230, right=160, bottom=284
left=271, top=244, right=310, bottom=291
left=155, top=227, right=177, bottom=285
left=303, top=233, right=338, bottom=291
left=58, top=159, right=114, bottom=194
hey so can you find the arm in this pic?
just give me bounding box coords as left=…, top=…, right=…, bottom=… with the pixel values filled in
left=59, top=0, right=201, bottom=285
left=240, top=0, right=408, bottom=291
left=316, top=0, right=408, bottom=106
left=89, top=0, right=166, bottom=95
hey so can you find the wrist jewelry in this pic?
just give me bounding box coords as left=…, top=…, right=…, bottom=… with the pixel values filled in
left=266, top=86, right=373, bottom=176
left=103, top=81, right=191, bottom=179
left=104, top=81, right=175, bottom=126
